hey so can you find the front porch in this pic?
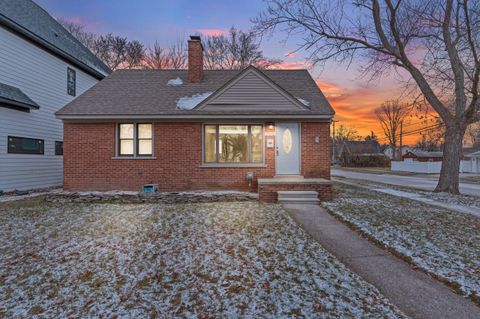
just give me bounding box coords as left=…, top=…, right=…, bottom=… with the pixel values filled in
left=257, top=175, right=332, bottom=203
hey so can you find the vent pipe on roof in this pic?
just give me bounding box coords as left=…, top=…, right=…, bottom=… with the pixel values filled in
left=188, top=35, right=204, bottom=83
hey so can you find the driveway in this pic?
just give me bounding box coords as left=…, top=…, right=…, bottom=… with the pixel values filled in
left=332, top=169, right=480, bottom=196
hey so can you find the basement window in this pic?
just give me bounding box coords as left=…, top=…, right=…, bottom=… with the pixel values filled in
left=8, top=136, right=44, bottom=154
left=118, top=123, right=153, bottom=157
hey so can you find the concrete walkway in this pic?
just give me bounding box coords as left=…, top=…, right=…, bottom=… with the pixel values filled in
left=332, top=169, right=480, bottom=196
left=284, top=204, right=480, bottom=319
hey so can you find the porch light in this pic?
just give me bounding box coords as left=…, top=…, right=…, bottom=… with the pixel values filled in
left=267, top=122, right=275, bottom=130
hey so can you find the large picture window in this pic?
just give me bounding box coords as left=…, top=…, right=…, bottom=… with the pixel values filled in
left=8, top=136, right=44, bottom=154
left=204, top=125, right=263, bottom=164
left=118, top=123, right=153, bottom=156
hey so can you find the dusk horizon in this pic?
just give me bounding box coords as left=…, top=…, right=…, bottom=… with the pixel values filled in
left=35, top=0, right=431, bottom=144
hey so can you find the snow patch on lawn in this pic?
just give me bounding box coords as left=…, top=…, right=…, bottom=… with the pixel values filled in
left=0, top=201, right=406, bottom=318
left=176, top=92, right=213, bottom=110
left=324, top=184, right=480, bottom=300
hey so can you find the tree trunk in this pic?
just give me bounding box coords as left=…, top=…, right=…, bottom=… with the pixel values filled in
left=435, top=122, right=466, bottom=194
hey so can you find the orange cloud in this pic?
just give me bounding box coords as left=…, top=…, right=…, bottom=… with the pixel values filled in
left=197, top=28, right=225, bottom=36
left=315, top=80, right=426, bottom=144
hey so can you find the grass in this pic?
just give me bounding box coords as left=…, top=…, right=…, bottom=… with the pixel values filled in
left=323, top=183, right=480, bottom=304
left=0, top=199, right=405, bottom=318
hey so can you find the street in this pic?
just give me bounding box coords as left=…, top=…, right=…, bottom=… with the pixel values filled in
left=332, top=169, right=480, bottom=197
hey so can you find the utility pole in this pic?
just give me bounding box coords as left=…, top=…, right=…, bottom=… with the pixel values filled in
left=399, top=121, right=403, bottom=160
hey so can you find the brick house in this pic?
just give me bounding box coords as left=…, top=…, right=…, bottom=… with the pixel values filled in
left=56, top=36, right=335, bottom=202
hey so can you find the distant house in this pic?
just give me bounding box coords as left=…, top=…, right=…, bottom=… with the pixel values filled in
left=383, top=146, right=411, bottom=160
left=463, top=151, right=480, bottom=173
left=0, top=0, right=110, bottom=192
left=337, top=140, right=388, bottom=167
left=402, top=151, right=443, bottom=162
left=393, top=149, right=480, bottom=173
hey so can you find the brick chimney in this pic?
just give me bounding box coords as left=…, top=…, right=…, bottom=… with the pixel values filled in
left=188, top=35, right=203, bottom=83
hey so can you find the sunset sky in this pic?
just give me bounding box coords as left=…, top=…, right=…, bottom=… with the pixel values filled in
left=37, top=0, right=429, bottom=144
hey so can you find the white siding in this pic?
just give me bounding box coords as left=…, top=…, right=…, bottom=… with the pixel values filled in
left=0, top=26, right=100, bottom=191
left=202, top=70, right=304, bottom=111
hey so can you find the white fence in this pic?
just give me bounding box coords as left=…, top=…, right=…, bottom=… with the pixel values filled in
left=392, top=158, right=480, bottom=173
left=391, top=160, right=442, bottom=173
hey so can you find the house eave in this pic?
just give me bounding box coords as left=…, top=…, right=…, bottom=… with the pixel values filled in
left=56, top=113, right=334, bottom=121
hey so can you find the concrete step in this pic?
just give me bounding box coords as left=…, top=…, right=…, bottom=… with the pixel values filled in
left=277, top=191, right=319, bottom=199
left=277, top=191, right=320, bottom=205
left=277, top=197, right=320, bottom=205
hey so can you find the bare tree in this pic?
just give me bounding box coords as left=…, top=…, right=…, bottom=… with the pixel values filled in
left=335, top=124, right=361, bottom=143
left=254, top=0, right=480, bottom=194
left=203, top=27, right=282, bottom=70
left=465, top=122, right=480, bottom=146
left=414, top=118, right=446, bottom=151
left=57, top=18, right=96, bottom=50
left=58, top=19, right=144, bottom=70
left=375, top=100, right=410, bottom=160
left=144, top=41, right=187, bottom=70
left=124, top=40, right=145, bottom=69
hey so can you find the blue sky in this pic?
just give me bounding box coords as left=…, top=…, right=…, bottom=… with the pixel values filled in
left=36, top=0, right=407, bottom=140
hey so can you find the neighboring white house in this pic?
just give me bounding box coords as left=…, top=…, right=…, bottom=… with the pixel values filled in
left=0, top=0, right=110, bottom=192
left=391, top=150, right=480, bottom=174
left=462, top=151, right=480, bottom=173
left=383, top=146, right=411, bottom=159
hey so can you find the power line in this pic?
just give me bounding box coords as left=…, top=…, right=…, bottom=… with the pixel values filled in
left=376, top=123, right=444, bottom=142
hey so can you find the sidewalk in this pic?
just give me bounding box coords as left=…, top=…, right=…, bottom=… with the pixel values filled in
left=284, top=204, right=480, bottom=319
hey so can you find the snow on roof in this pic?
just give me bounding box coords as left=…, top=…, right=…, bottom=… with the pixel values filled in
left=296, top=97, right=310, bottom=107
left=176, top=92, right=213, bottom=110
left=167, top=77, right=183, bottom=86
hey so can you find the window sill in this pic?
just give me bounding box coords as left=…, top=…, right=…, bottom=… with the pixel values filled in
left=111, top=156, right=157, bottom=160
left=200, top=163, right=267, bottom=168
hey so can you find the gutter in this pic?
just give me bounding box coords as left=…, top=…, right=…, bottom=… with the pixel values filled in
left=0, top=15, right=109, bottom=80
left=56, top=114, right=334, bottom=121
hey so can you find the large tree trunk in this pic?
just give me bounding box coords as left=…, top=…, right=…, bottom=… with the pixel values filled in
left=435, top=122, right=466, bottom=194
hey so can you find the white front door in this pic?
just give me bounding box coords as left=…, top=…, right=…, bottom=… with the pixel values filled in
left=276, top=122, right=300, bottom=175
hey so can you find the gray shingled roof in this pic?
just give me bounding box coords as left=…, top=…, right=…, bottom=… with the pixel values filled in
left=409, top=151, right=444, bottom=158
left=0, top=0, right=110, bottom=78
left=56, top=69, right=335, bottom=117
left=0, top=82, right=39, bottom=110
left=342, top=140, right=383, bottom=155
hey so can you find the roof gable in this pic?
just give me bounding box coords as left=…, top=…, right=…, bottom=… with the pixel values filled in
left=0, top=82, right=39, bottom=112
left=194, top=66, right=308, bottom=111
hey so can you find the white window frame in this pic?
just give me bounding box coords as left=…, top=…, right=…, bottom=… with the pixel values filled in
left=115, top=122, right=155, bottom=158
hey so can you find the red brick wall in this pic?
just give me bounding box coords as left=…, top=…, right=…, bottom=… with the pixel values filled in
left=63, top=121, right=331, bottom=192
left=301, top=122, right=331, bottom=179
left=258, top=183, right=333, bottom=202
